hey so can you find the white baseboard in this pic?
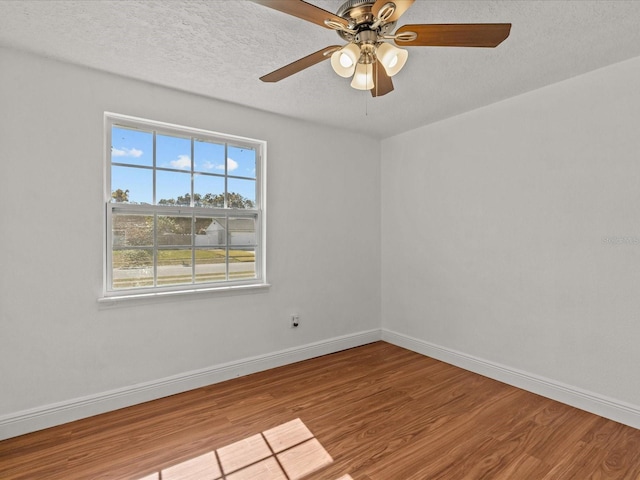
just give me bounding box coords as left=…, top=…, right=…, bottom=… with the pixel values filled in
left=5, top=328, right=638, bottom=441
left=0, top=329, right=382, bottom=441
left=382, top=329, right=640, bottom=430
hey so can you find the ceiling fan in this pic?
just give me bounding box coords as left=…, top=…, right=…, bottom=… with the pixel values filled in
left=251, top=0, right=511, bottom=96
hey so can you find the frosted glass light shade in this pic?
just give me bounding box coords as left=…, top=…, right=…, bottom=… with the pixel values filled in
left=376, top=43, right=408, bottom=76
left=350, top=62, right=374, bottom=90
left=330, top=43, right=360, bottom=78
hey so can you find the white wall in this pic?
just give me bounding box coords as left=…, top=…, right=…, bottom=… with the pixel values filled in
left=0, top=47, right=381, bottom=434
left=381, top=55, right=640, bottom=413
left=4, top=43, right=640, bottom=438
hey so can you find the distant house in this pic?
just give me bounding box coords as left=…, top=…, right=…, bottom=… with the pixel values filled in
left=196, top=218, right=255, bottom=247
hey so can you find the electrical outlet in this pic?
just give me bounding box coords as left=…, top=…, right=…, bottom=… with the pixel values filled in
left=291, top=315, right=300, bottom=328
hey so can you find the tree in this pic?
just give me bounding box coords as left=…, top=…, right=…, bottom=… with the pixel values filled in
left=200, top=193, right=224, bottom=207
left=227, top=192, right=255, bottom=209
left=158, top=192, right=254, bottom=209
left=111, top=188, right=129, bottom=203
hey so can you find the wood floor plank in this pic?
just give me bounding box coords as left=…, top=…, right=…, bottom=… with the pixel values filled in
left=1, top=342, right=639, bottom=480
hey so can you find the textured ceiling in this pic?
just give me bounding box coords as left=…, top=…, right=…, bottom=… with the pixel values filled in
left=2, top=0, right=640, bottom=138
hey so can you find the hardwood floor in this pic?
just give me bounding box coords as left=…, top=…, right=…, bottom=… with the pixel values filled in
left=1, top=342, right=639, bottom=479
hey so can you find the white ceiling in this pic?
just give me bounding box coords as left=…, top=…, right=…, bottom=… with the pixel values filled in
left=2, top=0, right=640, bottom=139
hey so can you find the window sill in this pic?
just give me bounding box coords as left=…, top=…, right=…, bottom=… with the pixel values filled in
left=98, top=283, right=271, bottom=307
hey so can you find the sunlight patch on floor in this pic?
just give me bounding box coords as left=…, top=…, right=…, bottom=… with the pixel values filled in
left=135, top=418, right=349, bottom=480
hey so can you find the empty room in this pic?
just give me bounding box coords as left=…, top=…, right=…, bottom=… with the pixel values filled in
left=1, top=1, right=640, bottom=478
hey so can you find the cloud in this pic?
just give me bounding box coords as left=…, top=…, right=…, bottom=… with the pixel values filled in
left=209, top=158, right=238, bottom=172
left=170, top=155, right=191, bottom=170
left=112, top=147, right=143, bottom=158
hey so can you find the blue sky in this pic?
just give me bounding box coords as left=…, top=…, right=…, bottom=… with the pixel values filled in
left=111, top=126, right=256, bottom=204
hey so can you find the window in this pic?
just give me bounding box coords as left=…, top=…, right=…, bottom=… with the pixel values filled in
left=104, top=113, right=266, bottom=298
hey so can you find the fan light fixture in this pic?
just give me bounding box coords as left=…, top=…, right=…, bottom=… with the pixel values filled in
left=376, top=43, right=408, bottom=76
left=331, top=42, right=408, bottom=91
left=330, top=43, right=360, bottom=77
left=350, top=62, right=374, bottom=90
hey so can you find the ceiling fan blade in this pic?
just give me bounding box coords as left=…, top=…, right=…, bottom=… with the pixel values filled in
left=260, top=45, right=342, bottom=83
left=371, top=60, right=394, bottom=97
left=395, top=23, right=512, bottom=47
left=371, top=0, right=415, bottom=23
left=250, top=0, right=349, bottom=29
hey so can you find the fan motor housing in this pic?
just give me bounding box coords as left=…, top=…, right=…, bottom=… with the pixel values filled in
left=335, top=0, right=396, bottom=41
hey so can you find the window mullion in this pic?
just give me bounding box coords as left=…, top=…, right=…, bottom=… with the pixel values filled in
left=191, top=213, right=196, bottom=284
left=224, top=143, right=228, bottom=209
left=152, top=131, right=158, bottom=287
left=190, top=139, right=196, bottom=284
left=225, top=214, right=230, bottom=282
left=153, top=213, right=158, bottom=287
left=190, top=138, right=195, bottom=207
left=152, top=131, right=157, bottom=205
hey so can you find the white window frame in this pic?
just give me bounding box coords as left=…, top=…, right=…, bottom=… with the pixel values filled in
left=101, top=112, right=267, bottom=301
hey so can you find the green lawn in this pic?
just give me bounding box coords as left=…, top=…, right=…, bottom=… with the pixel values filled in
left=113, top=249, right=255, bottom=268
left=112, top=248, right=256, bottom=288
